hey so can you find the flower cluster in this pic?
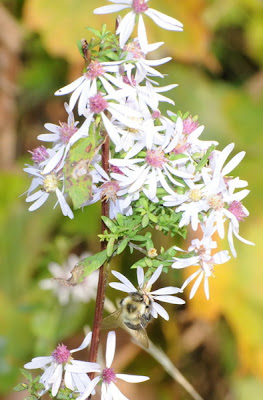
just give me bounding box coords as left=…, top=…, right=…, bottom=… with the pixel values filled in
left=21, top=1, right=254, bottom=399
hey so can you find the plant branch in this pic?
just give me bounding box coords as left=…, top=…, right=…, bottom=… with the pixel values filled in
left=88, top=134, right=110, bottom=378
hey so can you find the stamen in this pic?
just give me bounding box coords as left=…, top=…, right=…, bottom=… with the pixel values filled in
left=145, top=149, right=166, bottom=168
left=29, top=146, right=49, bottom=164
left=189, top=188, right=202, bottom=202
left=86, top=60, right=105, bottom=80
left=42, top=174, right=59, bottom=193
left=89, top=93, right=108, bottom=114
left=52, top=344, right=71, bottom=364
left=59, top=122, right=78, bottom=144
left=100, top=181, right=120, bottom=202
left=123, top=41, right=145, bottom=59
left=228, top=201, right=247, bottom=221
left=102, top=367, right=117, bottom=384
left=183, top=117, right=199, bottom=135
left=207, top=194, right=224, bottom=210
left=132, top=0, right=149, bottom=14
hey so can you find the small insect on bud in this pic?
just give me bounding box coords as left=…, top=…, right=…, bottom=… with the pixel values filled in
left=148, top=248, right=158, bottom=258
left=81, top=38, right=91, bottom=62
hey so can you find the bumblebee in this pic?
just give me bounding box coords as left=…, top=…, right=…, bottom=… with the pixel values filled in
left=102, top=291, right=153, bottom=348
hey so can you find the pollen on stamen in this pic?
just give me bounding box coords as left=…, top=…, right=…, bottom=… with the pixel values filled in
left=189, top=188, right=202, bottom=202
left=59, top=122, right=78, bottom=144
left=102, top=367, right=117, bottom=384
left=132, top=0, right=149, bottom=14
left=86, top=60, right=105, bottom=80
left=52, top=344, right=71, bottom=364
left=228, top=200, right=247, bottom=221
left=100, top=181, right=120, bottom=202
left=42, top=174, right=59, bottom=193
left=207, top=194, right=224, bottom=210
left=89, top=93, right=108, bottom=114
left=145, top=149, right=166, bottom=168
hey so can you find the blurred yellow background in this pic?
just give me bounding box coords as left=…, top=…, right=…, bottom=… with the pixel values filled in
left=0, top=0, right=263, bottom=399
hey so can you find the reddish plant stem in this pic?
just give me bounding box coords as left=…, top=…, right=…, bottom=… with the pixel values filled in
left=88, top=135, right=110, bottom=379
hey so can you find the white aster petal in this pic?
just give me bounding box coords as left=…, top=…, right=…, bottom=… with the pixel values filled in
left=111, top=270, right=137, bottom=292
left=106, top=331, right=116, bottom=368
left=116, top=373, right=149, bottom=383
left=146, top=265, right=163, bottom=289
left=137, top=267, right=145, bottom=287
left=152, top=301, right=169, bottom=320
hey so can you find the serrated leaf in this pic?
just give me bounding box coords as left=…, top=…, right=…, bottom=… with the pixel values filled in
left=149, top=213, right=158, bottom=223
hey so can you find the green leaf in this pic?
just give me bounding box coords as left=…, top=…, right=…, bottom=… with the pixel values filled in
left=20, top=369, right=33, bottom=382
left=116, top=238, right=129, bottom=255
left=79, top=250, right=108, bottom=279
left=86, top=27, right=101, bottom=38
left=13, top=383, right=28, bottom=392
left=64, top=132, right=104, bottom=209
left=107, top=237, right=115, bottom=257
left=195, top=144, right=216, bottom=172
left=101, top=216, right=117, bottom=233
left=142, top=214, right=149, bottom=228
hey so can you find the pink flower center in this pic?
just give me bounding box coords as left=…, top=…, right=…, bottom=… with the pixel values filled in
left=59, top=122, right=78, bottom=144
left=183, top=117, right=199, bottom=135
left=123, top=41, right=145, bottom=59
left=152, top=110, right=161, bottom=119
left=100, top=181, right=120, bottom=202
left=102, top=367, right=117, bottom=384
left=228, top=201, right=247, bottom=221
left=89, top=93, right=108, bottom=114
left=172, top=142, right=190, bottom=154
left=52, top=344, right=71, bottom=364
left=207, top=194, right=224, bottom=210
left=29, top=146, right=49, bottom=164
left=86, top=60, right=105, bottom=80
left=145, top=149, right=166, bottom=168
left=123, top=75, right=136, bottom=86
left=111, top=165, right=124, bottom=174
left=132, top=0, right=148, bottom=13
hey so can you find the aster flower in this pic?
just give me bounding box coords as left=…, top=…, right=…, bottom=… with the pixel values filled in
left=82, top=163, right=134, bottom=218
left=163, top=116, right=218, bottom=157
left=172, top=231, right=231, bottom=299
left=36, top=103, right=92, bottom=174
left=24, top=333, right=101, bottom=397
left=39, top=253, right=99, bottom=305
left=82, top=91, right=144, bottom=148
left=24, top=166, right=74, bottom=219
left=122, top=38, right=171, bottom=83
left=110, top=265, right=185, bottom=320
left=55, top=60, right=130, bottom=116
left=110, top=141, right=192, bottom=203
left=94, top=0, right=183, bottom=52
left=76, top=331, right=149, bottom=400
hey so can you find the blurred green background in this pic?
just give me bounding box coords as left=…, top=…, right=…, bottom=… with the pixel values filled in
left=0, top=0, right=262, bottom=399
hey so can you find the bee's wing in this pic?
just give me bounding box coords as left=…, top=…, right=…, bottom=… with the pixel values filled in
left=130, top=327, right=149, bottom=349
left=101, top=308, right=123, bottom=330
